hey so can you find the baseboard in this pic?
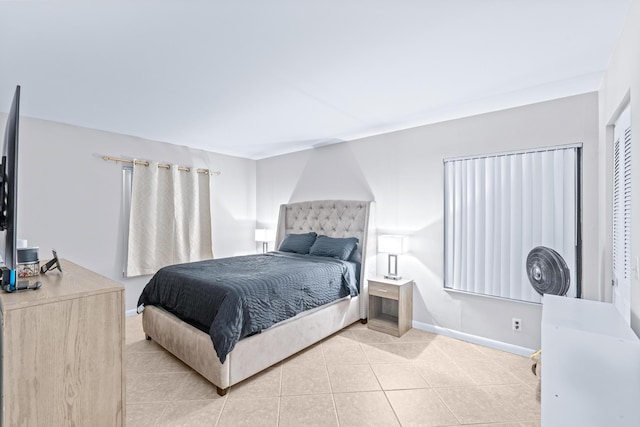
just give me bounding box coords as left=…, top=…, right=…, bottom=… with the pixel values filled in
left=125, top=308, right=138, bottom=317
left=412, top=320, right=536, bottom=357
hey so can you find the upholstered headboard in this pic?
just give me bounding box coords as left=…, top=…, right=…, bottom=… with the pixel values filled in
left=275, top=200, right=376, bottom=319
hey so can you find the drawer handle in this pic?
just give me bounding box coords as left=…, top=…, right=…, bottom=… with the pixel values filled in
left=374, top=288, right=388, bottom=292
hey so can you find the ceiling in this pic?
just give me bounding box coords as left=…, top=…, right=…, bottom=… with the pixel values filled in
left=0, top=1, right=632, bottom=160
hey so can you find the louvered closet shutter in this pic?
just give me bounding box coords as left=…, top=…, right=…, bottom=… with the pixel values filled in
left=444, top=145, right=580, bottom=303
left=612, top=105, right=631, bottom=323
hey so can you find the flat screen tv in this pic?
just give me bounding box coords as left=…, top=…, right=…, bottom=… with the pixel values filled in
left=1, top=85, right=20, bottom=271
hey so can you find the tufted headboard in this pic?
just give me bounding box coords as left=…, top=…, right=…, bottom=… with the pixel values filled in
left=275, top=200, right=376, bottom=318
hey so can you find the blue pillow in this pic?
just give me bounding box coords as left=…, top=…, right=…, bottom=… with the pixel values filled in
left=278, top=232, right=318, bottom=254
left=309, top=235, right=358, bottom=261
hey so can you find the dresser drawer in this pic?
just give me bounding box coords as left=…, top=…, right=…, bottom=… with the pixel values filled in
left=368, top=281, right=400, bottom=300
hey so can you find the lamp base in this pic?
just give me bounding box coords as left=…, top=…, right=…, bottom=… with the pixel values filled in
left=384, top=274, right=402, bottom=280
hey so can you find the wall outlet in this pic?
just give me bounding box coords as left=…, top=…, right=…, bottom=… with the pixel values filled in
left=512, top=318, right=522, bottom=332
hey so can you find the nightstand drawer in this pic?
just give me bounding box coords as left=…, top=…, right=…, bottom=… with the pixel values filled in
left=369, top=282, right=399, bottom=300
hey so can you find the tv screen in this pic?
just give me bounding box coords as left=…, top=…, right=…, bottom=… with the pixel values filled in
left=1, top=85, right=20, bottom=270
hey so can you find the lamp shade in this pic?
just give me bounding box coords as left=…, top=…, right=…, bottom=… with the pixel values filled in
left=378, top=235, right=406, bottom=254
left=255, top=229, right=275, bottom=242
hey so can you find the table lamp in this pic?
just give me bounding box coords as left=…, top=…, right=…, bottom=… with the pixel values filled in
left=255, top=229, right=275, bottom=253
left=378, top=235, right=407, bottom=280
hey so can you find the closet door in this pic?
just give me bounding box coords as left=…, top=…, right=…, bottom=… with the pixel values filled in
left=612, top=105, right=631, bottom=324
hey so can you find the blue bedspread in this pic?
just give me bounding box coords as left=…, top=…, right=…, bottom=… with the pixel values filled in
left=138, top=252, right=358, bottom=363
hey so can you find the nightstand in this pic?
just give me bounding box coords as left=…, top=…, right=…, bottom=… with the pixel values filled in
left=368, top=277, right=413, bottom=337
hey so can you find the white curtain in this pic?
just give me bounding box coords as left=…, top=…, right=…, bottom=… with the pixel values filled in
left=444, top=146, right=579, bottom=303
left=126, top=161, right=213, bottom=277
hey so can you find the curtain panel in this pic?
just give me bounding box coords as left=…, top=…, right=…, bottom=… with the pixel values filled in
left=444, top=146, right=580, bottom=303
left=126, top=161, right=213, bottom=277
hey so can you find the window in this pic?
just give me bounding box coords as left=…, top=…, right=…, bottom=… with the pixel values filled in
left=444, top=145, right=581, bottom=303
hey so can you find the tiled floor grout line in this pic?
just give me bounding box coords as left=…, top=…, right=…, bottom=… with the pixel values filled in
left=431, top=387, right=465, bottom=426
left=320, top=340, right=342, bottom=427
left=275, top=392, right=282, bottom=427
left=381, top=390, right=404, bottom=426
left=476, top=384, right=520, bottom=424
left=151, top=403, right=170, bottom=427
left=214, top=385, right=229, bottom=427
left=363, top=340, right=405, bottom=426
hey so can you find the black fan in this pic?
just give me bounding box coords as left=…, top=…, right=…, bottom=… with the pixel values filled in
left=526, top=246, right=570, bottom=296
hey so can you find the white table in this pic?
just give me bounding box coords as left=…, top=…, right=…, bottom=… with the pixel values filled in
left=541, top=295, right=640, bottom=426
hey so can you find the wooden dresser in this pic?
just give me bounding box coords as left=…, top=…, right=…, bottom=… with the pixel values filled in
left=0, top=260, right=125, bottom=426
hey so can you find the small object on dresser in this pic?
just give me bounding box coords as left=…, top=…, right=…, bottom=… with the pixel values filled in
left=17, top=246, right=39, bottom=277
left=1, top=267, right=15, bottom=292
left=1, top=266, right=41, bottom=292
left=40, top=249, right=63, bottom=274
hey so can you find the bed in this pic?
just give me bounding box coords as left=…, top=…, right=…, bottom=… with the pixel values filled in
left=140, top=199, right=375, bottom=395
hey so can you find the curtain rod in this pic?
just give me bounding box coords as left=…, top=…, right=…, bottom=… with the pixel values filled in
left=101, top=156, right=221, bottom=176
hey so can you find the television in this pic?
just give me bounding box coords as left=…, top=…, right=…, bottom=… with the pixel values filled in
left=1, top=85, right=20, bottom=271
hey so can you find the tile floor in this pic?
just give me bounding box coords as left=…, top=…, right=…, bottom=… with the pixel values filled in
left=126, top=315, right=540, bottom=426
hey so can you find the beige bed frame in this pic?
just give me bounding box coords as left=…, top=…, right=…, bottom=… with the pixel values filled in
left=142, top=200, right=376, bottom=395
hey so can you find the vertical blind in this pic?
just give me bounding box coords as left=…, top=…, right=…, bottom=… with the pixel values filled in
left=612, top=105, right=631, bottom=323
left=444, top=146, right=580, bottom=303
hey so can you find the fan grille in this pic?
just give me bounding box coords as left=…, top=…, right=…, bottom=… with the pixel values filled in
left=526, top=246, right=570, bottom=296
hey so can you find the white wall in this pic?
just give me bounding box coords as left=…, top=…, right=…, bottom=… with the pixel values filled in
left=257, top=93, right=599, bottom=350
left=0, top=116, right=256, bottom=311
left=599, top=0, right=640, bottom=335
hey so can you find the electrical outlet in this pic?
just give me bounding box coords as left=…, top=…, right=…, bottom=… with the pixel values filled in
left=512, top=318, right=522, bottom=332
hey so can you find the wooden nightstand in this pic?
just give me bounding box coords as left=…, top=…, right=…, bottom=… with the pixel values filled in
left=368, top=277, right=413, bottom=337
